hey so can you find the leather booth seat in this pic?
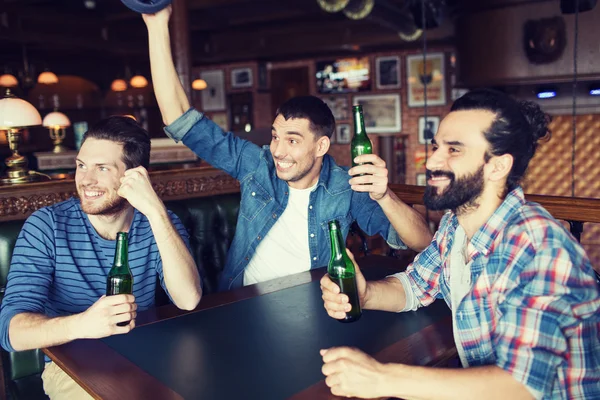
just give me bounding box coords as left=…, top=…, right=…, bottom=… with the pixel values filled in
left=0, top=192, right=241, bottom=399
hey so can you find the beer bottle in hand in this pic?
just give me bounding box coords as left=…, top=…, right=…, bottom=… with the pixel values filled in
left=106, top=232, right=133, bottom=327
left=350, top=105, right=372, bottom=174
left=327, top=220, right=362, bottom=323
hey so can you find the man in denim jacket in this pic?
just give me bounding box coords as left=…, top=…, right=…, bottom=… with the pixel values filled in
left=143, top=8, right=432, bottom=291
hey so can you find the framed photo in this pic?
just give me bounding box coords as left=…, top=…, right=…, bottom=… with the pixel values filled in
left=231, top=67, right=253, bottom=89
left=406, top=52, right=446, bottom=107
left=416, top=173, right=427, bottom=186
left=376, top=56, right=400, bottom=89
left=322, top=96, right=349, bottom=120
left=200, top=70, right=226, bottom=111
left=211, top=112, right=228, bottom=132
left=418, top=116, right=440, bottom=144
left=336, top=123, right=351, bottom=144
left=352, top=94, right=401, bottom=134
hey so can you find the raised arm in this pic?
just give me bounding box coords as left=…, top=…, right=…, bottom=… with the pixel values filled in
left=118, top=167, right=202, bottom=311
left=143, top=6, right=190, bottom=125
left=349, top=154, right=433, bottom=252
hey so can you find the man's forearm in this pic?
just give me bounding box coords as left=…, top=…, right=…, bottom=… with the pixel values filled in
left=147, top=22, right=190, bottom=125
left=376, top=190, right=432, bottom=251
left=9, top=312, right=79, bottom=351
left=381, top=364, right=533, bottom=400
left=363, top=277, right=407, bottom=312
left=148, top=211, right=202, bottom=311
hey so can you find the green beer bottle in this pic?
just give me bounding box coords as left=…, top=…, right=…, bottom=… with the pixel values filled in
left=327, top=220, right=362, bottom=323
left=350, top=105, right=372, bottom=173
left=106, top=232, right=133, bottom=327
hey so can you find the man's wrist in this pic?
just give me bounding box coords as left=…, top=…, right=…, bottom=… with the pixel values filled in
left=379, top=362, right=409, bottom=398
left=374, top=188, right=391, bottom=203
left=146, top=205, right=170, bottom=227
left=64, top=313, right=82, bottom=341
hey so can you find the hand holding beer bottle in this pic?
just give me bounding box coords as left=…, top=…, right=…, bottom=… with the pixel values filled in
left=107, top=232, right=134, bottom=327
left=321, top=220, right=365, bottom=322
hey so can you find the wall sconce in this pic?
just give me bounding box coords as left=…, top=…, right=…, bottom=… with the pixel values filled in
left=38, top=71, right=59, bottom=85
left=192, top=79, right=207, bottom=90
left=42, top=111, right=71, bottom=153
left=111, top=79, right=128, bottom=92
left=0, top=89, right=50, bottom=184
left=130, top=75, right=148, bottom=88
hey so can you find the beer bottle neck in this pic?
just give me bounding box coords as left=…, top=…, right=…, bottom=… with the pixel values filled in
left=328, top=223, right=345, bottom=260
left=112, top=232, right=129, bottom=268
left=352, top=108, right=367, bottom=137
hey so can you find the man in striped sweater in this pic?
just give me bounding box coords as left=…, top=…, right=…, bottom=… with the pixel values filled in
left=0, top=116, right=203, bottom=399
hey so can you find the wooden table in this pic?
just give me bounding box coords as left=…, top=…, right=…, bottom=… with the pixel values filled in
left=44, top=255, right=457, bottom=400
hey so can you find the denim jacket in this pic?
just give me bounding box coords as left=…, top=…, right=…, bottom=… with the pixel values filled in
left=165, top=108, right=405, bottom=291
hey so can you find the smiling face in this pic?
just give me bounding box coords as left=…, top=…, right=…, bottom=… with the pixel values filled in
left=423, top=110, right=496, bottom=212
left=269, top=115, right=329, bottom=189
left=75, top=138, right=128, bottom=216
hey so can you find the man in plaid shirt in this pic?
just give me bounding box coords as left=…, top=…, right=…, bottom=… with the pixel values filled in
left=320, top=89, right=600, bottom=400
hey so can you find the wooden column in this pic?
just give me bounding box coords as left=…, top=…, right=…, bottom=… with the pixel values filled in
left=171, top=0, right=191, bottom=100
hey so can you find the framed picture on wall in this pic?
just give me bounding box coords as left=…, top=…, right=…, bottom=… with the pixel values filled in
left=211, top=112, right=228, bottom=131
left=322, top=96, right=349, bottom=120
left=353, top=94, right=401, bottom=134
left=406, top=52, right=446, bottom=107
left=231, top=67, right=253, bottom=89
left=200, top=70, right=226, bottom=111
left=418, top=116, right=440, bottom=144
left=336, top=123, right=351, bottom=144
left=416, top=173, right=427, bottom=186
left=376, top=56, right=400, bottom=89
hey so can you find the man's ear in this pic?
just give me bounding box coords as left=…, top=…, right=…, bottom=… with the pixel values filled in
left=316, top=135, right=330, bottom=157
left=487, top=153, right=513, bottom=182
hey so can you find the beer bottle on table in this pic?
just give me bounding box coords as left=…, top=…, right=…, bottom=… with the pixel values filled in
left=350, top=105, right=372, bottom=174
left=106, top=232, right=133, bottom=327
left=327, top=220, right=362, bottom=323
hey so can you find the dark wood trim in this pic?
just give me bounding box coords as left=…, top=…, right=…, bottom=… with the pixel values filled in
left=390, top=184, right=600, bottom=224
left=1, top=169, right=598, bottom=225
left=44, top=340, right=183, bottom=400
left=0, top=167, right=239, bottom=222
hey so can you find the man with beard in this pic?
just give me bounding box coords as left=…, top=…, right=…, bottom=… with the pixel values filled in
left=0, top=116, right=202, bottom=399
left=320, top=89, right=600, bottom=400
left=142, top=7, right=432, bottom=291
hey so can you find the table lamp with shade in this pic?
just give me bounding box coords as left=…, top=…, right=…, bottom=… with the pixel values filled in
left=43, top=111, right=71, bottom=153
left=0, top=89, right=50, bottom=184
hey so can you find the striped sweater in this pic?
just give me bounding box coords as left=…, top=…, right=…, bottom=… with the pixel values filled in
left=0, top=197, right=190, bottom=352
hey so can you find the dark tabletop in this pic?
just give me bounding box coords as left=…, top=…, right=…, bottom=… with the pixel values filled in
left=44, top=255, right=456, bottom=400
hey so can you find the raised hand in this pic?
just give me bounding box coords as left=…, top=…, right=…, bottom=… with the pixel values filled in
left=141, top=4, right=172, bottom=27
left=348, top=154, right=390, bottom=201
left=320, top=249, right=367, bottom=319
left=76, top=294, right=137, bottom=339
left=117, top=166, right=165, bottom=219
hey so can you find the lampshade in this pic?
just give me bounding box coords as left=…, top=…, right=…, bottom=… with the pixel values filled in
left=192, top=79, right=207, bottom=90
left=111, top=79, right=127, bottom=92
left=0, top=74, right=18, bottom=88
left=38, top=71, right=59, bottom=85
left=130, top=75, right=148, bottom=88
left=43, top=111, right=71, bottom=128
left=0, top=90, right=42, bottom=129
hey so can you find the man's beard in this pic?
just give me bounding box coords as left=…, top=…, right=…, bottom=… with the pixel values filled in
left=423, top=165, right=485, bottom=214
left=78, top=187, right=128, bottom=216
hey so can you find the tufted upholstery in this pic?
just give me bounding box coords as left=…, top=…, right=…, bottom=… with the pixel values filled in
left=0, top=192, right=241, bottom=399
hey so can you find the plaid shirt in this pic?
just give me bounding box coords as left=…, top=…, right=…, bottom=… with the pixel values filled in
left=398, top=187, right=600, bottom=399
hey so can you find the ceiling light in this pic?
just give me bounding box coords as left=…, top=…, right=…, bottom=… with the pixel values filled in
left=536, top=87, right=557, bottom=99
left=192, top=79, right=207, bottom=91
left=0, top=74, right=18, bottom=88
left=38, top=71, right=59, bottom=85
left=130, top=75, right=148, bottom=88
left=111, top=79, right=127, bottom=92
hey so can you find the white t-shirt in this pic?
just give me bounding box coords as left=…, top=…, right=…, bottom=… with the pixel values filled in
left=243, top=182, right=317, bottom=286
left=449, top=225, right=473, bottom=368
